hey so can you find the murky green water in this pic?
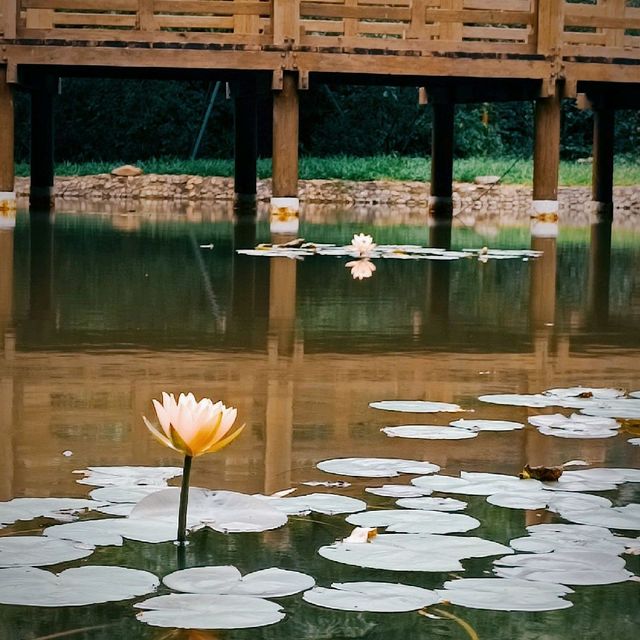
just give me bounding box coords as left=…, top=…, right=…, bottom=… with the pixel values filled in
left=0, top=208, right=639, bottom=639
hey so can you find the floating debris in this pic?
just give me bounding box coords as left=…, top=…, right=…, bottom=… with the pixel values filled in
left=519, top=464, right=563, bottom=481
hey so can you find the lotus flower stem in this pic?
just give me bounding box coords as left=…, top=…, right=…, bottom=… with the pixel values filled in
left=177, top=454, right=193, bottom=544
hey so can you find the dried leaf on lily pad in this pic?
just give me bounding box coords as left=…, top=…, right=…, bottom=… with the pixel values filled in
left=317, top=458, right=440, bottom=478
left=365, top=485, right=431, bottom=498
left=449, top=419, right=524, bottom=432
left=369, top=400, right=464, bottom=413
left=0, top=566, right=158, bottom=606
left=437, top=578, right=573, bottom=611
left=411, top=472, right=542, bottom=496
left=302, top=581, right=440, bottom=612
left=318, top=533, right=512, bottom=572
left=518, top=464, right=563, bottom=482
left=0, top=497, right=106, bottom=527
left=493, top=551, right=633, bottom=585
left=129, top=488, right=287, bottom=533
left=346, top=509, right=479, bottom=534
left=382, top=425, right=477, bottom=440
left=510, top=524, right=629, bottom=555
left=544, top=387, right=625, bottom=400
left=74, top=466, right=182, bottom=487
left=396, top=497, right=467, bottom=512
left=258, top=493, right=366, bottom=516
left=0, top=536, right=95, bottom=568
left=136, top=594, right=285, bottom=629
left=163, top=567, right=314, bottom=597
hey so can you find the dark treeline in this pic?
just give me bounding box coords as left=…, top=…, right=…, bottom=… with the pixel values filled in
left=13, top=78, right=640, bottom=163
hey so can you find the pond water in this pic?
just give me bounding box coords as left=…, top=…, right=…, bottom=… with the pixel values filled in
left=0, top=207, right=639, bottom=639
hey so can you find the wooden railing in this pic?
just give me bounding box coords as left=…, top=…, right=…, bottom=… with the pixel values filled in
left=1, top=0, right=639, bottom=60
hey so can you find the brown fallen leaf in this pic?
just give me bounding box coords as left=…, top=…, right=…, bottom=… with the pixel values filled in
left=519, top=464, right=563, bottom=482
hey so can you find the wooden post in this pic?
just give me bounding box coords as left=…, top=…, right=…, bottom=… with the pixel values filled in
left=30, top=80, right=56, bottom=210
left=0, top=67, right=16, bottom=215
left=137, top=0, right=156, bottom=31
left=272, top=0, right=300, bottom=45
left=2, top=0, right=18, bottom=39
left=532, top=86, right=561, bottom=237
left=535, top=0, right=563, bottom=57
left=429, top=101, right=455, bottom=221
left=592, top=107, right=615, bottom=220
left=233, top=77, right=258, bottom=205
left=271, top=72, right=299, bottom=234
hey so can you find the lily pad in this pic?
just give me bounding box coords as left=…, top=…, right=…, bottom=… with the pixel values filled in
left=346, top=509, right=479, bottom=534
left=318, top=533, right=512, bottom=572
left=0, top=497, right=106, bottom=527
left=396, top=497, right=467, bottom=512
left=487, top=490, right=612, bottom=512
left=437, top=578, right=573, bottom=611
left=449, top=419, right=524, bottom=432
left=260, top=493, right=366, bottom=516
left=382, top=425, right=477, bottom=440
left=411, top=472, right=542, bottom=496
left=580, top=399, right=640, bottom=419
left=544, top=387, right=625, bottom=400
left=74, top=466, right=182, bottom=487
left=302, top=581, right=440, bottom=612
left=478, top=393, right=590, bottom=409
left=510, top=524, right=629, bottom=555
left=89, top=486, right=163, bottom=504
left=0, top=565, right=158, bottom=606
left=163, top=567, right=314, bottom=597
left=528, top=413, right=619, bottom=439
left=0, top=536, right=94, bottom=568
left=494, top=551, right=633, bottom=585
left=365, top=485, right=431, bottom=498
left=317, top=458, right=440, bottom=478
left=136, top=594, right=285, bottom=629
left=369, top=400, right=464, bottom=413
left=629, top=438, right=640, bottom=446
left=558, top=504, right=640, bottom=530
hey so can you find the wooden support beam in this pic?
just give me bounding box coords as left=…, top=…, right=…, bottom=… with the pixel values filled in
left=271, top=71, right=299, bottom=234
left=532, top=85, right=561, bottom=236
left=429, top=101, right=455, bottom=221
left=591, top=107, right=615, bottom=220
left=30, top=79, right=56, bottom=211
left=0, top=67, right=16, bottom=214
left=233, top=76, right=258, bottom=203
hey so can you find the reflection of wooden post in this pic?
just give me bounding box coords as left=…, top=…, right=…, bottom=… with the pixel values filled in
left=264, top=376, right=294, bottom=494
left=429, top=101, right=455, bottom=221
left=268, top=244, right=297, bottom=357
left=587, top=220, right=612, bottom=327
left=427, top=223, right=451, bottom=326
left=592, top=108, right=615, bottom=220
left=30, top=78, right=57, bottom=210
left=271, top=72, right=299, bottom=233
left=0, top=375, right=13, bottom=500
left=29, top=213, right=55, bottom=321
left=0, top=67, right=16, bottom=214
left=233, top=77, right=258, bottom=205
left=0, top=230, right=14, bottom=352
left=530, top=237, right=557, bottom=328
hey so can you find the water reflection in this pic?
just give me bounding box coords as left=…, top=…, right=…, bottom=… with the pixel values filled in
left=587, top=220, right=612, bottom=327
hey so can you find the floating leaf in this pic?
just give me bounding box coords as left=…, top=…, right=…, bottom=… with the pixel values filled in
left=544, top=387, right=625, bottom=400
left=510, top=524, right=629, bottom=555
left=74, top=466, right=182, bottom=487
left=449, top=419, right=524, bottom=432
left=317, top=458, right=440, bottom=478
left=365, top=485, right=431, bottom=498
left=259, top=493, right=366, bottom=516
left=163, top=567, right=314, bottom=598
left=0, top=497, right=106, bottom=527
left=318, top=533, right=512, bottom=572
left=411, top=472, right=542, bottom=496
left=580, top=399, right=640, bottom=419
left=0, top=536, right=94, bottom=568
left=0, top=566, right=158, bottom=606
left=369, top=400, right=464, bottom=413
left=346, top=509, right=479, bottom=534
left=382, top=425, right=477, bottom=440
left=303, top=581, right=440, bottom=612
left=437, top=578, right=573, bottom=611
left=396, top=497, right=467, bottom=512
left=528, top=413, right=619, bottom=439
left=518, top=464, right=563, bottom=481
left=494, top=551, right=633, bottom=585
left=487, top=492, right=551, bottom=510
left=558, top=504, right=640, bottom=531
left=487, top=490, right=611, bottom=512
left=478, top=393, right=590, bottom=409
left=629, top=438, right=640, bottom=446
left=89, top=486, right=163, bottom=504
left=136, top=594, right=285, bottom=629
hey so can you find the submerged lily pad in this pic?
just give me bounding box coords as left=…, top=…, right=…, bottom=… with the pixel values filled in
left=346, top=509, right=479, bottom=534
left=382, top=425, right=477, bottom=440
left=163, top=567, right=314, bottom=597
left=319, top=533, right=512, bottom=572
left=0, top=536, right=94, bottom=568
left=365, top=485, right=431, bottom=498
left=494, top=551, right=633, bottom=585
left=369, top=400, right=464, bottom=413
left=260, top=493, right=366, bottom=516
left=449, top=418, right=524, bottom=432
left=0, top=497, right=105, bottom=527
left=317, top=458, right=440, bottom=478
left=74, top=466, right=182, bottom=487
left=303, top=581, right=440, bottom=612
left=437, top=578, right=573, bottom=611
left=0, top=566, right=158, bottom=606
left=396, top=497, right=467, bottom=512
left=136, top=594, right=285, bottom=629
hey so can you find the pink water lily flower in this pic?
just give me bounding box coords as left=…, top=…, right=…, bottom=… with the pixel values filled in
left=143, top=392, right=243, bottom=458
left=350, top=233, right=377, bottom=257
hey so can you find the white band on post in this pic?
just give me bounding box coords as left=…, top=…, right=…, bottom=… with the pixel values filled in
left=531, top=200, right=559, bottom=238
left=270, top=197, right=300, bottom=234
left=0, top=191, right=16, bottom=218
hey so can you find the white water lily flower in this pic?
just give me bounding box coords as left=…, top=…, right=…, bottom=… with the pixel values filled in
left=342, top=527, right=378, bottom=544
left=350, top=233, right=376, bottom=257
left=346, top=258, right=376, bottom=280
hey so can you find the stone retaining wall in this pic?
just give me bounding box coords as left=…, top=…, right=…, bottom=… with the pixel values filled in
left=14, top=175, right=639, bottom=225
